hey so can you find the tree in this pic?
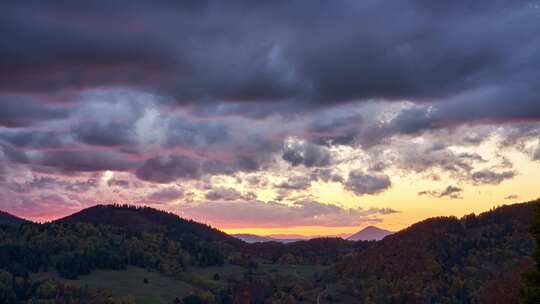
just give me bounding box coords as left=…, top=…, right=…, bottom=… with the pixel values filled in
left=522, top=203, right=540, bottom=303
left=0, top=270, right=15, bottom=303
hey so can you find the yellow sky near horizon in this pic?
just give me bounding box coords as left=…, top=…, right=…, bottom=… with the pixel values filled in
left=223, top=147, right=540, bottom=237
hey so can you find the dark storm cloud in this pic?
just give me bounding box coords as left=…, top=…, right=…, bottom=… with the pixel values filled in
left=135, top=154, right=262, bottom=183
left=65, top=89, right=232, bottom=151
left=307, top=112, right=363, bottom=146
left=0, top=95, right=69, bottom=127
left=282, top=140, right=332, bottom=167
left=0, top=129, right=72, bottom=149
left=135, top=155, right=201, bottom=183
left=1, top=0, right=540, bottom=191
left=34, top=151, right=137, bottom=173
left=72, top=121, right=134, bottom=147
left=344, top=170, right=391, bottom=196
left=165, top=117, right=229, bottom=148
left=1, top=0, right=539, bottom=122
left=1, top=144, right=138, bottom=173
left=387, top=84, right=540, bottom=136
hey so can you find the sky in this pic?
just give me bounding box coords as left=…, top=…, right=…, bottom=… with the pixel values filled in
left=1, top=1, right=540, bottom=237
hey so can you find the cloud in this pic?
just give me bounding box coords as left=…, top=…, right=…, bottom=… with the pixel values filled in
left=388, top=141, right=484, bottom=178
left=0, top=163, right=6, bottom=182
left=107, top=178, right=130, bottom=188
left=310, top=168, right=344, bottom=183
left=204, top=187, right=256, bottom=201
left=0, top=0, right=539, bottom=226
left=8, top=175, right=98, bottom=194
left=22, top=150, right=138, bottom=173
left=470, top=169, right=516, bottom=185
left=146, top=187, right=184, bottom=204
left=505, top=194, right=519, bottom=200
left=0, top=95, right=69, bottom=127
left=2, top=0, right=536, bottom=119
left=64, top=179, right=98, bottom=192
left=344, top=170, right=391, bottom=195
left=282, top=138, right=332, bottom=167
left=181, top=199, right=399, bottom=228
left=274, top=176, right=312, bottom=190
left=244, top=175, right=268, bottom=187
left=419, top=185, right=463, bottom=199
left=135, top=155, right=201, bottom=183
left=72, top=121, right=134, bottom=147
left=165, top=116, right=229, bottom=148
left=534, top=145, right=540, bottom=161
left=135, top=154, right=261, bottom=183
left=439, top=186, right=463, bottom=198
left=8, top=176, right=59, bottom=193
left=0, top=129, right=74, bottom=149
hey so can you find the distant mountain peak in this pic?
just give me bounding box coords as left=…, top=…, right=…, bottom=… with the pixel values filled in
left=347, top=226, right=392, bottom=241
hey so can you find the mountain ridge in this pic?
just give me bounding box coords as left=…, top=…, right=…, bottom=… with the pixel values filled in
left=0, top=210, right=31, bottom=226
left=56, top=204, right=243, bottom=246
left=334, top=201, right=538, bottom=302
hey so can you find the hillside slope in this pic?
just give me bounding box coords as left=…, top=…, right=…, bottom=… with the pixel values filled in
left=0, top=210, right=30, bottom=226
left=334, top=201, right=538, bottom=303
left=57, top=204, right=241, bottom=245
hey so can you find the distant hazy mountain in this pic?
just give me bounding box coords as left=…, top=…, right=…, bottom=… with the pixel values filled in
left=232, top=234, right=275, bottom=243
left=0, top=210, right=30, bottom=226
left=233, top=233, right=304, bottom=243
left=347, top=226, right=393, bottom=241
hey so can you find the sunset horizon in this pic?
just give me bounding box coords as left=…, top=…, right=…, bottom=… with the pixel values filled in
left=1, top=1, right=540, bottom=302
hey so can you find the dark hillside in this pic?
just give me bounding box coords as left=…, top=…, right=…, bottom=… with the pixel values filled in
left=57, top=204, right=242, bottom=246
left=334, top=201, right=538, bottom=303
left=0, top=210, right=30, bottom=226
left=246, top=237, right=373, bottom=265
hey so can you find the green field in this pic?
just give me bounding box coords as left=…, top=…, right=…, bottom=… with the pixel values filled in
left=65, top=267, right=194, bottom=304
left=30, top=263, right=328, bottom=303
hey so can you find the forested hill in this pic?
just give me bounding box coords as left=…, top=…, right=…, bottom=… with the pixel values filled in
left=333, top=201, right=538, bottom=303
left=0, top=201, right=537, bottom=303
left=56, top=204, right=241, bottom=245
left=0, top=210, right=30, bottom=226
